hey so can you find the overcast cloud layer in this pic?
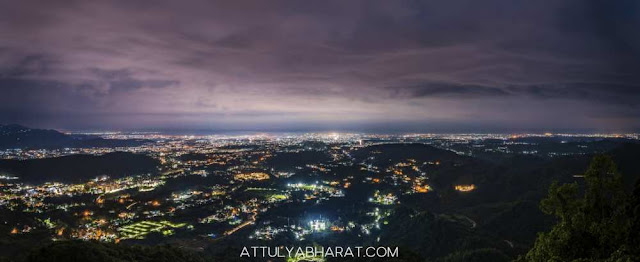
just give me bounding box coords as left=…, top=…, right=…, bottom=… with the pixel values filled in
left=1, top=0, right=639, bottom=132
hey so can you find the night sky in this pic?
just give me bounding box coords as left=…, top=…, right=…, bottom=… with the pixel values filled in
left=1, top=1, right=639, bottom=132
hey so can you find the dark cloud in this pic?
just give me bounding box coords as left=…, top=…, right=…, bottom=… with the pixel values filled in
left=0, top=0, right=638, bottom=131
left=389, top=81, right=510, bottom=98
left=87, top=68, right=178, bottom=92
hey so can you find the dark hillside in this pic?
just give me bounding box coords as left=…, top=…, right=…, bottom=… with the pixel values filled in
left=0, top=152, right=159, bottom=183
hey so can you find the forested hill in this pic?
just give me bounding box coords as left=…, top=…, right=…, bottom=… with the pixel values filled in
left=0, top=152, right=159, bottom=183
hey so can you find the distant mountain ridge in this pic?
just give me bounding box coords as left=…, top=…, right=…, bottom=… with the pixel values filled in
left=0, top=124, right=149, bottom=149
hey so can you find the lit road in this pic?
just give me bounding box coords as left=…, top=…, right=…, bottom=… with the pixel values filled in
left=223, top=211, right=257, bottom=236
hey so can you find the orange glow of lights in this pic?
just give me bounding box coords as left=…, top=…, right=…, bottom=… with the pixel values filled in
left=414, top=185, right=429, bottom=193
left=330, top=225, right=345, bottom=232
left=455, top=184, right=476, bottom=192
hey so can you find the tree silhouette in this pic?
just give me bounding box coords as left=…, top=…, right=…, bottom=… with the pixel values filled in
left=519, top=155, right=639, bottom=262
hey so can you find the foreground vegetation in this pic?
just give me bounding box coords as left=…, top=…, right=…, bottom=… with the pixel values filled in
left=519, top=156, right=640, bottom=261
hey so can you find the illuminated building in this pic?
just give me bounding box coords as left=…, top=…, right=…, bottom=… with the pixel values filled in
left=455, top=184, right=476, bottom=192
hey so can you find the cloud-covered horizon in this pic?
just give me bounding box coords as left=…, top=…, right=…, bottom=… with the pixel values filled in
left=1, top=0, right=639, bottom=132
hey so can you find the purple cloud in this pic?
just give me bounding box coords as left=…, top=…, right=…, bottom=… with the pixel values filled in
left=0, top=0, right=639, bottom=131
